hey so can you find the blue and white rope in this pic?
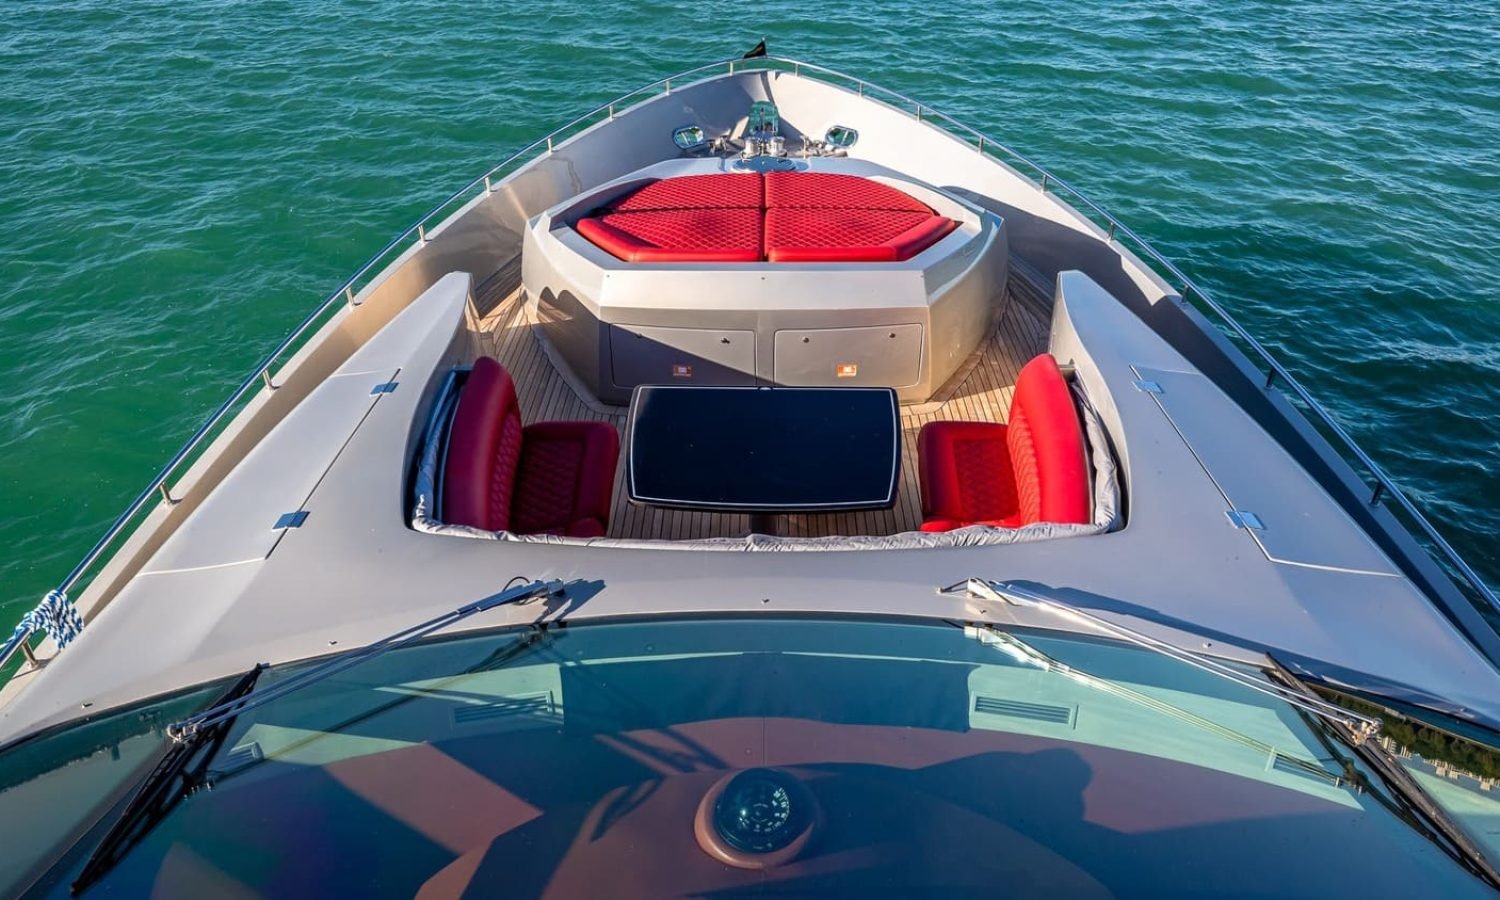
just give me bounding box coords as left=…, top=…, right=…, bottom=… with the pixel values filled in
left=8, top=590, right=86, bottom=651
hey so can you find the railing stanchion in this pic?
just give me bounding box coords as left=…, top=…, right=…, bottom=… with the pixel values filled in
left=344, top=285, right=356, bottom=307
left=158, top=482, right=177, bottom=506
left=418, top=223, right=427, bottom=244
left=977, top=136, right=985, bottom=154
left=1371, top=483, right=1386, bottom=506
left=1040, top=173, right=1050, bottom=193
left=261, top=370, right=276, bottom=390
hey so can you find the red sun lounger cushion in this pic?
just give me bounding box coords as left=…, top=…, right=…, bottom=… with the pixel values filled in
left=442, top=357, right=524, bottom=532
left=576, top=208, right=763, bottom=263
left=764, top=208, right=957, bottom=262
left=608, top=173, right=763, bottom=211
left=918, top=354, right=1090, bottom=531
left=576, top=173, right=958, bottom=263
left=442, top=358, right=620, bottom=537
left=763, top=171, right=934, bottom=213
left=511, top=420, right=620, bottom=537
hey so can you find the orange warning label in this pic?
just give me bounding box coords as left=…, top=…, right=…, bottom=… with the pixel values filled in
left=836, top=363, right=858, bottom=378
left=672, top=364, right=693, bottom=378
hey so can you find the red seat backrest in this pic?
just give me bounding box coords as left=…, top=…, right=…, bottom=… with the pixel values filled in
left=442, top=357, right=523, bottom=531
left=1006, top=355, right=1091, bottom=526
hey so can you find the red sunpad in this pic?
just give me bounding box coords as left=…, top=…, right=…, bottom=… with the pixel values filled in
left=609, top=173, right=763, bottom=211
left=917, top=354, right=1090, bottom=532
left=575, top=173, right=955, bottom=262
left=575, top=208, right=762, bottom=263
left=764, top=208, right=957, bottom=262
left=764, top=171, right=933, bottom=212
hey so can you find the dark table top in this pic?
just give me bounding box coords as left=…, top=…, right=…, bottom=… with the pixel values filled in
left=626, top=385, right=901, bottom=513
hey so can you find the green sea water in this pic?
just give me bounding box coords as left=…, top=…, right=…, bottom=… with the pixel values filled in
left=2, top=1, right=1498, bottom=633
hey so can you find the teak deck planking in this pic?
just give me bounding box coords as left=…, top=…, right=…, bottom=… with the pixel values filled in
left=467, top=258, right=1054, bottom=540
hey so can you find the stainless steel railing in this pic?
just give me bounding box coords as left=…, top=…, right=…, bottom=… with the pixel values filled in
left=5, top=54, right=1493, bottom=677
left=0, top=57, right=743, bottom=674
left=749, top=56, right=1498, bottom=617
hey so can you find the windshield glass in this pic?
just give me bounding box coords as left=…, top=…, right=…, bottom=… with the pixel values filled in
left=3, top=617, right=1497, bottom=897
left=1310, top=686, right=1500, bottom=864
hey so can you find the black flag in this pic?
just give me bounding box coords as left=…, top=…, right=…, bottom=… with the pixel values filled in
left=743, top=39, right=767, bottom=59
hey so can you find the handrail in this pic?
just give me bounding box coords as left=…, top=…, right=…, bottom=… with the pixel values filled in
left=5, top=54, right=1493, bottom=676
left=50, top=54, right=743, bottom=595
left=750, top=57, right=1498, bottom=617
left=0, top=55, right=747, bottom=673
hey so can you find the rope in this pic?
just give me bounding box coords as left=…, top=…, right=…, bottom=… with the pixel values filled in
left=9, top=590, right=86, bottom=651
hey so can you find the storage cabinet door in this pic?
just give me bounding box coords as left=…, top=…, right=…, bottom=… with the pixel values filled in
left=774, top=324, right=923, bottom=387
left=609, top=324, right=756, bottom=389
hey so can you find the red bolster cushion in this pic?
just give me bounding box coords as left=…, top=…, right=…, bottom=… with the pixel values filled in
left=442, top=358, right=522, bottom=532
left=886, top=215, right=959, bottom=260
left=576, top=209, right=762, bottom=263
left=1008, top=355, right=1090, bottom=526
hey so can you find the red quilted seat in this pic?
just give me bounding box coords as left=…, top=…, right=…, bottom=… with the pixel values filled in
left=608, top=173, right=762, bottom=211
left=576, top=208, right=762, bottom=263
left=574, top=172, right=958, bottom=263
left=764, top=208, right=958, bottom=263
left=441, top=358, right=619, bottom=537
left=917, top=354, right=1090, bottom=532
left=763, top=171, right=933, bottom=212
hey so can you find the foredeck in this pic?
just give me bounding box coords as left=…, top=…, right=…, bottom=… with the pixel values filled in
left=468, top=257, right=1054, bottom=539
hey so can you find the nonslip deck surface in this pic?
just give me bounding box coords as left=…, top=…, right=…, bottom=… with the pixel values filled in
left=468, top=258, right=1054, bottom=539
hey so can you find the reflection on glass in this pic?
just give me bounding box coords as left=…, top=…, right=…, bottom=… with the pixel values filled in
left=824, top=125, right=859, bottom=149
left=1314, top=686, right=1500, bottom=863
left=3, top=620, right=1498, bottom=896
left=671, top=125, right=705, bottom=151
left=748, top=101, right=779, bottom=138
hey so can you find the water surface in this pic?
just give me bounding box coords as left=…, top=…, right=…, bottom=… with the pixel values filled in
left=2, top=1, right=1497, bottom=630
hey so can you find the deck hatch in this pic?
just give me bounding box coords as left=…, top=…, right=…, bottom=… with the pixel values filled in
left=1132, top=365, right=1399, bottom=576
left=140, top=367, right=400, bottom=574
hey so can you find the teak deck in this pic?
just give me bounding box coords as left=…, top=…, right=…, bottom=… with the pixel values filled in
left=467, top=258, right=1054, bottom=539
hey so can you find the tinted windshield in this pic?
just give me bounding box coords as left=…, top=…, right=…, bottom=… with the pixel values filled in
left=4, top=618, right=1496, bottom=897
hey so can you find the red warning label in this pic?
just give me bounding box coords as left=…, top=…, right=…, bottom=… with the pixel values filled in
left=672, top=364, right=693, bottom=378
left=836, top=363, right=858, bottom=378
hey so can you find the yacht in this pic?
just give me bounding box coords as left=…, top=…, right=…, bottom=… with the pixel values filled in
left=3, top=52, right=1500, bottom=896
